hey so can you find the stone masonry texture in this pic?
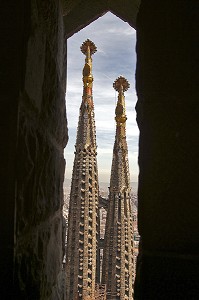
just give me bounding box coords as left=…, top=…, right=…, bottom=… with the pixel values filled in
left=1, top=0, right=199, bottom=299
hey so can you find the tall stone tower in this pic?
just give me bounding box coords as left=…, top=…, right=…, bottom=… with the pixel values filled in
left=102, top=77, right=134, bottom=299
left=66, top=39, right=99, bottom=300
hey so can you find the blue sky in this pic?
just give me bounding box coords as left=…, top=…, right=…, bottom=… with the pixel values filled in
left=64, top=12, right=139, bottom=183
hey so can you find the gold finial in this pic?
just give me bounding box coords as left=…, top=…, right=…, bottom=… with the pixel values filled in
left=113, top=76, right=130, bottom=92
left=80, top=39, right=97, bottom=56
left=81, top=40, right=97, bottom=110
left=113, top=76, right=130, bottom=124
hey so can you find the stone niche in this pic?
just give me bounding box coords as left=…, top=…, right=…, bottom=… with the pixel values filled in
left=1, top=0, right=199, bottom=299
left=10, top=0, right=139, bottom=299
left=13, top=0, right=68, bottom=298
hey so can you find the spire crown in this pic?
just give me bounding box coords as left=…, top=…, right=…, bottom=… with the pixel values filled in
left=113, top=76, right=130, bottom=92
left=113, top=76, right=130, bottom=124
left=80, top=40, right=97, bottom=110
left=80, top=39, right=97, bottom=57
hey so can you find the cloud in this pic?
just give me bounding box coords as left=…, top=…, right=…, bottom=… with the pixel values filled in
left=98, top=148, right=113, bottom=154
left=65, top=12, right=138, bottom=183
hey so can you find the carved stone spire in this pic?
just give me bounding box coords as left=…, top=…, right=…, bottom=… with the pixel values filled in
left=102, top=76, right=134, bottom=299
left=75, top=39, right=97, bottom=151
left=66, top=40, right=99, bottom=300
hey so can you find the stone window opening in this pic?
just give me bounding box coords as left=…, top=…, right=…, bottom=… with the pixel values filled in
left=2, top=1, right=197, bottom=299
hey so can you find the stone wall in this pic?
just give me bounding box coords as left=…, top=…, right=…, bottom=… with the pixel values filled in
left=135, top=1, right=199, bottom=299
left=0, top=1, right=30, bottom=297
left=63, top=0, right=140, bottom=38
left=1, top=0, right=139, bottom=298
left=1, top=0, right=199, bottom=298
left=12, top=0, right=67, bottom=298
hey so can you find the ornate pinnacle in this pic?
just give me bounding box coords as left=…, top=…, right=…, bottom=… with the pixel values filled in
left=80, top=39, right=97, bottom=56
left=113, top=76, right=130, bottom=92
left=80, top=40, right=97, bottom=111
left=114, top=76, right=129, bottom=124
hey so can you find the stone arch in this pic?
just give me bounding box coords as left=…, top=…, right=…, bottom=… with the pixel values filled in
left=1, top=1, right=199, bottom=299
left=63, top=0, right=140, bottom=38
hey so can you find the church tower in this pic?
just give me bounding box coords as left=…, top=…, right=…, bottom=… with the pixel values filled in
left=102, top=77, right=134, bottom=299
left=66, top=40, right=99, bottom=300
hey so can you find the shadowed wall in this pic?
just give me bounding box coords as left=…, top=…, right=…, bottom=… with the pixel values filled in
left=135, top=1, right=199, bottom=299
left=1, top=0, right=199, bottom=299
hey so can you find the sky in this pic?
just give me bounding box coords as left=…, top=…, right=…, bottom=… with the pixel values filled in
left=64, top=12, right=139, bottom=184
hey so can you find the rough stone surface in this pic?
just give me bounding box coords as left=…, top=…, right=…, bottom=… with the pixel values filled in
left=0, top=1, right=32, bottom=297
left=135, top=1, right=199, bottom=299
left=63, top=0, right=140, bottom=38
left=13, top=0, right=68, bottom=298
left=1, top=0, right=199, bottom=299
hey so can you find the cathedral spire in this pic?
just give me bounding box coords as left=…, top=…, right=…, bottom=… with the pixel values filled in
left=111, top=76, right=131, bottom=192
left=80, top=39, right=96, bottom=111
left=66, top=40, right=99, bottom=300
left=114, top=76, right=129, bottom=125
left=74, top=39, right=97, bottom=152
left=102, top=76, right=134, bottom=300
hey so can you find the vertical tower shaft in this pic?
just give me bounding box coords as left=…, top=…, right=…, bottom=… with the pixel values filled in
left=102, top=77, right=134, bottom=300
left=66, top=40, right=99, bottom=300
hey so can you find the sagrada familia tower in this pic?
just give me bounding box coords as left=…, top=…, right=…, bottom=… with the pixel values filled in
left=102, top=76, right=134, bottom=299
left=66, top=40, right=134, bottom=300
left=65, top=39, right=99, bottom=300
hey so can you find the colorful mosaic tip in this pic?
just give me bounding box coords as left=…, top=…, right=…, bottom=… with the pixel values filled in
left=113, top=76, right=130, bottom=92
left=80, top=39, right=97, bottom=55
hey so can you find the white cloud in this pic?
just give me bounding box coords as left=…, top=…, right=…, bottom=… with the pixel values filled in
left=98, top=148, right=113, bottom=154
left=106, top=26, right=136, bottom=36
